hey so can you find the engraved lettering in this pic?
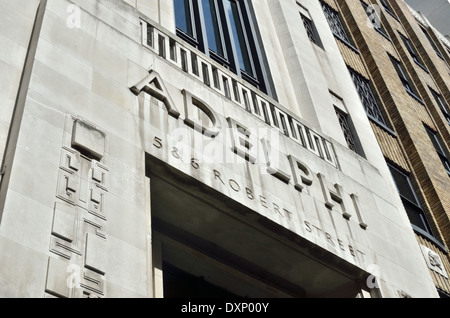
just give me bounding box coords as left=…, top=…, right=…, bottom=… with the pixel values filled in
left=351, top=193, right=367, bottom=229
left=273, top=203, right=283, bottom=217
left=317, top=173, right=351, bottom=219
left=326, top=233, right=335, bottom=246
left=191, top=158, right=200, bottom=170
left=227, top=118, right=257, bottom=164
left=260, top=196, right=268, bottom=208
left=349, top=245, right=356, bottom=257
left=213, top=170, right=225, bottom=185
left=283, top=209, right=292, bottom=220
left=305, top=221, right=313, bottom=232
left=288, top=155, right=314, bottom=192
left=312, top=224, right=322, bottom=237
left=246, top=188, right=254, bottom=200
left=183, top=89, right=221, bottom=138
left=153, top=136, right=163, bottom=149
left=130, top=70, right=180, bottom=118
left=357, top=250, right=366, bottom=262
left=338, top=239, right=345, bottom=251
left=229, top=179, right=240, bottom=192
left=261, top=138, right=291, bottom=183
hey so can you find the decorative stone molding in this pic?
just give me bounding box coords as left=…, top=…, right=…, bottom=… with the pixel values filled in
left=420, top=245, right=448, bottom=279
left=45, top=116, right=109, bottom=298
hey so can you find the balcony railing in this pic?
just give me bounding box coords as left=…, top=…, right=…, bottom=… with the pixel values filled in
left=141, top=19, right=339, bottom=168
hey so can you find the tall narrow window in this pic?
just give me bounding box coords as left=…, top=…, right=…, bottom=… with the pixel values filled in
left=387, top=163, right=434, bottom=237
left=298, top=5, right=322, bottom=48
left=335, top=108, right=358, bottom=154
left=175, top=0, right=194, bottom=36
left=421, top=26, right=444, bottom=59
left=425, top=126, right=450, bottom=175
left=202, top=0, right=225, bottom=57
left=301, top=14, right=317, bottom=44
left=321, top=1, right=352, bottom=46
left=399, top=33, right=427, bottom=71
left=389, top=54, right=421, bottom=101
left=226, top=0, right=253, bottom=75
left=173, top=0, right=271, bottom=95
left=175, top=0, right=198, bottom=47
left=380, top=0, right=397, bottom=19
left=348, top=68, right=386, bottom=126
left=430, top=88, right=450, bottom=125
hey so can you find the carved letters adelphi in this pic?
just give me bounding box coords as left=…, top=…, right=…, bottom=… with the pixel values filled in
left=132, top=69, right=369, bottom=232
left=45, top=117, right=109, bottom=298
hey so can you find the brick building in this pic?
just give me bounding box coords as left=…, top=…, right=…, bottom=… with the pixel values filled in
left=319, top=0, right=450, bottom=297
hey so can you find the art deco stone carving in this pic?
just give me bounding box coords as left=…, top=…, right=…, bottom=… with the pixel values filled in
left=45, top=117, right=109, bottom=298
left=71, top=120, right=106, bottom=160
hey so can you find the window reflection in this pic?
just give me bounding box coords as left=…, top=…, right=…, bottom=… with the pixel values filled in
left=173, top=0, right=272, bottom=95
left=226, top=1, right=252, bottom=74
left=175, top=0, right=193, bottom=37
left=202, top=0, right=224, bottom=57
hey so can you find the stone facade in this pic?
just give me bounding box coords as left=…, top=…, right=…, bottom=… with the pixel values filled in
left=0, top=0, right=443, bottom=298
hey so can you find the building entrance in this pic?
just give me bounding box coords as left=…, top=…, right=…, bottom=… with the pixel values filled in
left=146, top=154, right=371, bottom=298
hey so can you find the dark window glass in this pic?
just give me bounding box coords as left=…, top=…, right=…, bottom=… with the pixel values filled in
left=399, top=33, right=426, bottom=70
left=226, top=1, right=252, bottom=74
left=425, top=126, right=450, bottom=174
left=321, top=2, right=351, bottom=44
left=175, top=0, right=194, bottom=36
left=202, top=0, right=225, bottom=57
left=389, top=55, right=421, bottom=99
left=430, top=88, right=450, bottom=125
left=348, top=68, right=386, bottom=125
left=388, top=164, right=433, bottom=235
left=389, top=166, right=418, bottom=204
left=380, top=0, right=397, bottom=18
left=173, top=0, right=271, bottom=95
left=335, top=108, right=358, bottom=153
left=421, top=26, right=444, bottom=59
left=301, top=14, right=318, bottom=45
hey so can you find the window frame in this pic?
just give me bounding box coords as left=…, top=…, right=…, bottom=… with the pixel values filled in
left=175, top=0, right=201, bottom=48
left=301, top=14, right=317, bottom=44
left=425, top=126, right=450, bottom=175
left=174, top=0, right=270, bottom=94
left=379, top=0, right=398, bottom=20
left=387, top=163, right=443, bottom=247
left=321, top=1, right=358, bottom=51
left=334, top=107, right=362, bottom=155
left=420, top=25, right=444, bottom=60
left=398, top=32, right=428, bottom=72
left=300, top=13, right=323, bottom=49
left=226, top=0, right=257, bottom=78
left=388, top=54, right=423, bottom=103
left=429, top=87, right=450, bottom=126
left=201, top=0, right=230, bottom=63
left=348, top=68, right=390, bottom=129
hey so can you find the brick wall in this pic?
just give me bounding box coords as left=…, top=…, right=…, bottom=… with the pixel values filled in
left=328, top=0, right=450, bottom=296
